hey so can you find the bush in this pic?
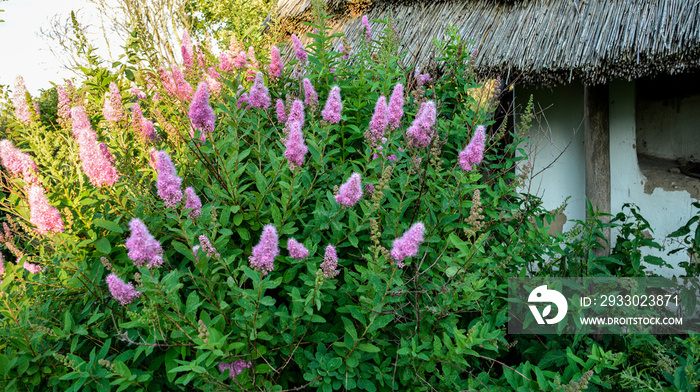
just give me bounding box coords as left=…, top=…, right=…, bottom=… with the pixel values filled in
left=0, top=6, right=698, bottom=392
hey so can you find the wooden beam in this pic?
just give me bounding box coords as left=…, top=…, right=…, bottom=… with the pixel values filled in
left=584, top=83, right=611, bottom=257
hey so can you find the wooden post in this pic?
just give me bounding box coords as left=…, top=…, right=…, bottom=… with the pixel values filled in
left=584, top=83, right=611, bottom=257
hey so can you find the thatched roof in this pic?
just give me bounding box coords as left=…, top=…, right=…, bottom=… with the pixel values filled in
left=275, top=0, right=700, bottom=85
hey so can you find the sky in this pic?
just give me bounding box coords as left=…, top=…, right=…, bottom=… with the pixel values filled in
left=0, top=0, right=121, bottom=94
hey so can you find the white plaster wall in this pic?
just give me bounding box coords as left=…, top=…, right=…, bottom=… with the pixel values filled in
left=517, top=80, right=697, bottom=276
left=516, top=83, right=586, bottom=231
left=609, top=80, right=696, bottom=276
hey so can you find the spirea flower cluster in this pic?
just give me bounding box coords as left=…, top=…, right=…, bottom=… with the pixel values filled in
left=406, top=101, right=436, bottom=149
left=248, top=72, right=271, bottom=109
left=27, top=185, right=65, bottom=235
left=198, top=235, right=220, bottom=258
left=335, top=173, right=363, bottom=207
left=459, top=125, right=487, bottom=171
left=269, top=46, right=283, bottom=79
left=320, top=245, right=339, bottom=278
left=388, top=83, right=404, bottom=129
left=0, top=139, right=40, bottom=185
left=12, top=76, right=34, bottom=124
left=189, top=82, right=216, bottom=139
left=321, top=86, right=342, bottom=124
left=287, top=238, right=309, bottom=260
left=126, top=218, right=163, bottom=268
left=366, top=96, right=388, bottom=147
left=284, top=100, right=308, bottom=169
left=57, top=85, right=71, bottom=123
left=276, top=99, right=287, bottom=124
left=155, top=150, right=183, bottom=208
left=131, top=103, right=157, bottom=142
left=184, top=187, right=202, bottom=218
left=102, top=82, right=124, bottom=123
left=181, top=30, right=194, bottom=70
left=71, top=106, right=119, bottom=187
left=390, top=222, right=426, bottom=268
left=249, top=224, right=280, bottom=274
left=291, top=34, right=307, bottom=62
left=218, top=361, right=251, bottom=379
left=106, top=273, right=141, bottom=305
left=303, top=78, right=318, bottom=108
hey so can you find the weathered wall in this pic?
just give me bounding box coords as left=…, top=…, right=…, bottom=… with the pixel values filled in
left=516, top=83, right=586, bottom=232
left=610, top=80, right=696, bottom=276
left=517, top=80, right=698, bottom=276
left=636, top=74, right=700, bottom=161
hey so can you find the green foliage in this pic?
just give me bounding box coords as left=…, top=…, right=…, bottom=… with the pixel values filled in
left=0, top=5, right=698, bottom=392
left=186, top=0, right=276, bottom=48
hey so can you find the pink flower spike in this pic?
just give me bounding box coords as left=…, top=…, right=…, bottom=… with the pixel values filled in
left=321, top=86, right=342, bottom=124
left=0, top=253, right=4, bottom=276
left=57, top=85, right=71, bottom=122
left=302, top=78, right=318, bottom=108
left=390, top=222, right=425, bottom=266
left=406, top=100, right=436, bottom=149
left=365, top=96, right=388, bottom=146
left=248, top=72, right=271, bottom=109
left=27, top=185, right=64, bottom=234
left=189, top=82, right=216, bottom=135
left=284, top=122, right=308, bottom=169
left=71, top=106, right=120, bottom=187
left=335, top=172, right=363, bottom=207
left=206, top=67, right=222, bottom=96
left=158, top=66, right=177, bottom=96
left=218, top=361, right=251, bottom=379
left=287, top=238, right=309, bottom=260
left=249, top=224, right=279, bottom=275
left=106, top=273, right=141, bottom=305
left=276, top=99, right=287, bottom=124
left=362, top=15, right=372, bottom=41
left=131, top=103, right=157, bottom=142
left=12, top=76, right=33, bottom=124
left=291, top=34, right=307, bottom=62
left=0, top=139, right=40, bottom=185
left=131, top=86, right=146, bottom=100
left=459, top=125, right=486, bottom=171
left=388, top=83, right=404, bottom=130
left=269, top=46, right=283, bottom=79
left=184, top=187, right=202, bottom=219
left=155, top=150, right=183, bottom=208
left=198, top=235, right=220, bottom=258
left=286, top=100, right=305, bottom=129
left=219, top=51, right=233, bottom=72
left=233, top=51, right=247, bottom=69
left=181, top=30, right=193, bottom=69
left=172, top=66, right=193, bottom=101
left=126, top=218, right=163, bottom=268
left=103, top=82, right=124, bottom=123
left=24, top=261, right=43, bottom=274
left=320, top=244, right=339, bottom=278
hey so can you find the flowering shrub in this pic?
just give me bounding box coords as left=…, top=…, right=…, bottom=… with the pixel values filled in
left=0, top=9, right=667, bottom=392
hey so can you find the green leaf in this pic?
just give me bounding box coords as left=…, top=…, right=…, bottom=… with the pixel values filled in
left=357, top=343, right=380, bottom=353
left=93, top=219, right=123, bottom=233
left=367, top=314, right=393, bottom=334
left=94, top=238, right=111, bottom=254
